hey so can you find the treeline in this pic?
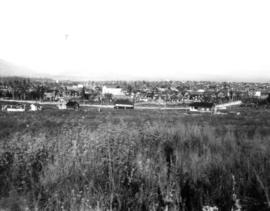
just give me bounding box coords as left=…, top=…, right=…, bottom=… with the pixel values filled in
left=0, top=77, right=52, bottom=100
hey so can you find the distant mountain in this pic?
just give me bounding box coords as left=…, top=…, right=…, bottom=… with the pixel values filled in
left=0, top=58, right=269, bottom=83
left=0, top=58, right=38, bottom=77
left=0, top=59, right=90, bottom=81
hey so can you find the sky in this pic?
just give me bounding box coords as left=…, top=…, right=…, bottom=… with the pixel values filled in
left=0, top=0, right=270, bottom=81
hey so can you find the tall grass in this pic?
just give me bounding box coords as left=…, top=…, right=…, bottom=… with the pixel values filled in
left=0, top=109, right=270, bottom=210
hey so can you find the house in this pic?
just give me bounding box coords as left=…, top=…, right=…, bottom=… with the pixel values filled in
left=66, top=100, right=80, bottom=110
left=260, top=91, right=270, bottom=100
left=77, top=84, right=84, bottom=88
left=114, top=99, right=134, bottom=109
left=64, top=86, right=81, bottom=98
left=0, top=87, right=9, bottom=97
left=187, top=90, right=204, bottom=102
left=44, top=91, right=56, bottom=101
left=57, top=98, right=67, bottom=110
left=189, top=102, right=214, bottom=112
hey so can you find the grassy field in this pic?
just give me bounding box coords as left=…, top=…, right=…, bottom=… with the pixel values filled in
left=0, top=108, right=270, bottom=210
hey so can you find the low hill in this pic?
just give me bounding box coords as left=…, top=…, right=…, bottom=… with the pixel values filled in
left=0, top=58, right=36, bottom=77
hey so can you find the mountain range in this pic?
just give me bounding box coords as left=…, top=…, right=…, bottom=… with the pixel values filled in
left=0, top=58, right=269, bottom=82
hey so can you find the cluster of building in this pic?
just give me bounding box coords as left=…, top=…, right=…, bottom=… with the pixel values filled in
left=1, top=78, right=270, bottom=107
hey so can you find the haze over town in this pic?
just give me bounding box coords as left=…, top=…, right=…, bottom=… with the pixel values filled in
left=0, top=0, right=270, bottom=82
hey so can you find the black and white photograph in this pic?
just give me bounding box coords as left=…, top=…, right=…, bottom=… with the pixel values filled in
left=0, top=0, right=270, bottom=210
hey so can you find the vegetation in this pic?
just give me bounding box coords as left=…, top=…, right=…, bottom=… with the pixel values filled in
left=0, top=109, right=270, bottom=210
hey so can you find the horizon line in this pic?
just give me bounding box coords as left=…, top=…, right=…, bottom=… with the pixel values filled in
left=0, top=74, right=270, bottom=84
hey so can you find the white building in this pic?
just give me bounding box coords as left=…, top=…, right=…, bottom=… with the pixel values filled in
left=30, top=104, right=38, bottom=111
left=57, top=98, right=67, bottom=110
left=102, top=86, right=125, bottom=96
left=254, top=91, right=261, bottom=97
left=197, top=89, right=205, bottom=93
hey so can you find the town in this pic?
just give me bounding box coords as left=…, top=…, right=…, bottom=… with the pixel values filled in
left=0, top=77, right=269, bottom=112
left=1, top=76, right=270, bottom=211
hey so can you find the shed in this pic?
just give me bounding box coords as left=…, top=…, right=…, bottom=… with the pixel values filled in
left=114, top=99, right=134, bottom=109
left=30, top=104, right=38, bottom=111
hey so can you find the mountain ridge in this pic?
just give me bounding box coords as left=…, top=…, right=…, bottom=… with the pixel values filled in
left=0, top=58, right=269, bottom=83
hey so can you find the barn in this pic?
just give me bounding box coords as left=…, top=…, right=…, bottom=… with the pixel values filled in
left=189, top=102, right=214, bottom=112
left=114, top=99, right=134, bottom=109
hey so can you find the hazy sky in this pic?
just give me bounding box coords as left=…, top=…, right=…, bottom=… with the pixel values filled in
left=0, top=0, right=270, bottom=81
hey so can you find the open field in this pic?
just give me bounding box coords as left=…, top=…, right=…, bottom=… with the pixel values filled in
left=1, top=108, right=270, bottom=210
